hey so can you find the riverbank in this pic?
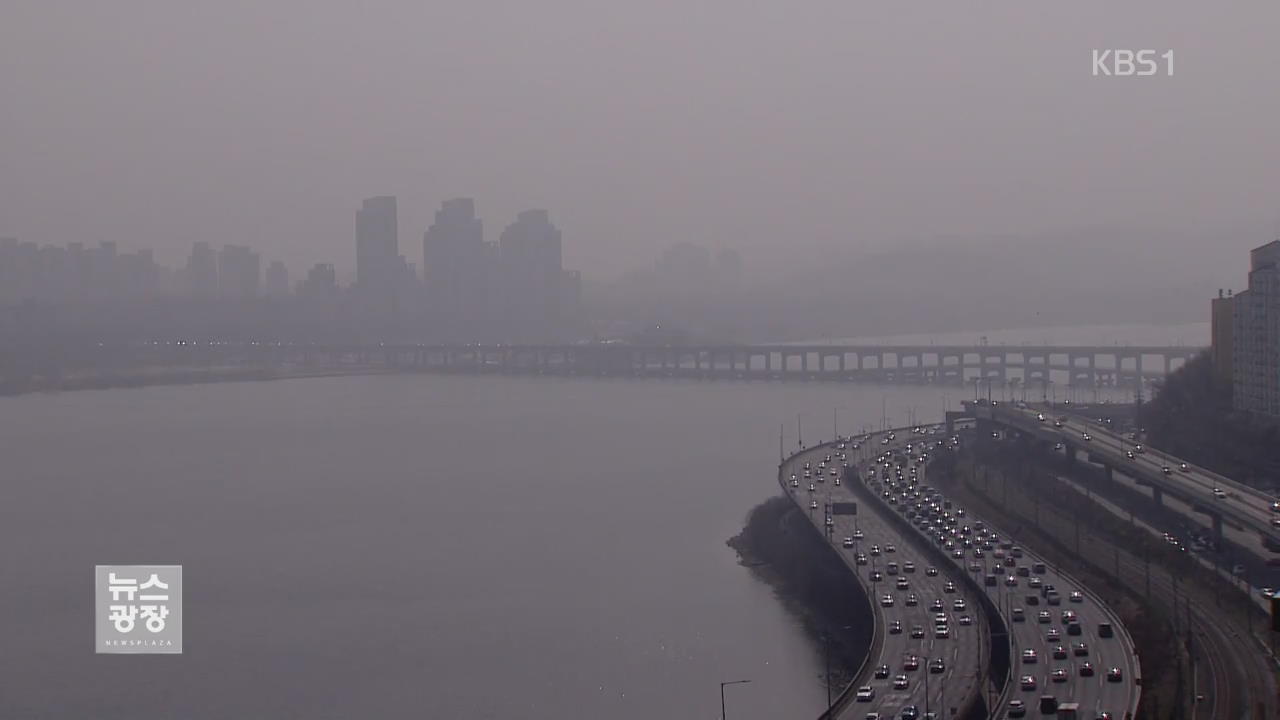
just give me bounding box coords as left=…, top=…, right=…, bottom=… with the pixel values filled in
left=0, top=365, right=396, bottom=397
left=727, top=495, right=871, bottom=700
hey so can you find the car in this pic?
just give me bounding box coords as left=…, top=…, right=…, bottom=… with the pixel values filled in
left=1134, top=444, right=1144, bottom=454
left=903, top=561, right=915, bottom=573
left=952, top=599, right=967, bottom=611
left=934, top=625, right=950, bottom=639
left=1079, top=661, right=1095, bottom=676
left=1022, top=649, right=1038, bottom=664
left=944, top=581, right=956, bottom=593
left=1007, top=699, right=1026, bottom=717
left=930, top=598, right=945, bottom=611
left=1179, top=463, right=1189, bottom=472
left=870, top=545, right=881, bottom=556
left=1016, top=566, right=1030, bottom=577
left=958, top=614, right=973, bottom=626
left=903, top=655, right=920, bottom=671
left=809, top=483, right=816, bottom=492
left=810, top=500, right=818, bottom=509
left=1082, top=432, right=1092, bottom=441
left=1037, top=413, right=1045, bottom=421
left=855, top=686, right=875, bottom=702
left=893, top=674, right=909, bottom=690
left=1069, top=591, right=1084, bottom=603
left=900, top=707, right=919, bottom=720
left=875, top=664, right=890, bottom=679
left=926, top=566, right=939, bottom=576
left=911, top=625, right=925, bottom=639
left=1046, top=628, right=1061, bottom=642
left=928, top=658, right=945, bottom=673
left=1106, top=667, right=1124, bottom=683
left=1028, top=577, right=1043, bottom=589
left=1011, top=608, right=1025, bottom=622
left=856, top=553, right=868, bottom=565
left=1053, top=442, right=1063, bottom=451
left=1020, top=674, right=1037, bottom=691
left=853, top=529, right=865, bottom=540
left=1125, top=450, right=1135, bottom=460
left=870, top=571, right=882, bottom=581
left=1005, top=575, right=1018, bottom=587
left=905, top=593, right=918, bottom=606
left=1052, top=645, right=1067, bottom=660
left=1051, top=669, right=1068, bottom=683
left=896, top=578, right=909, bottom=590
left=1213, top=488, right=1227, bottom=500
left=889, top=620, right=903, bottom=634
left=881, top=594, right=894, bottom=607
left=885, top=543, right=896, bottom=553
left=1162, top=466, right=1172, bottom=475
left=1073, top=642, right=1089, bottom=656
left=843, top=537, right=855, bottom=548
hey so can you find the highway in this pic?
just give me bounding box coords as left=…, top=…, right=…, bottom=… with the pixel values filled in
left=853, top=430, right=1140, bottom=719
left=977, top=402, right=1280, bottom=550
left=782, top=432, right=988, bottom=719
left=781, top=426, right=1142, bottom=720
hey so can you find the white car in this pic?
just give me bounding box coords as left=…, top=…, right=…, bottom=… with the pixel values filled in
left=855, top=686, right=875, bottom=702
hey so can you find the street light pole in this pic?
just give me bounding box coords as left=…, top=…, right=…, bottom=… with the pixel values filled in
left=720, top=679, right=750, bottom=720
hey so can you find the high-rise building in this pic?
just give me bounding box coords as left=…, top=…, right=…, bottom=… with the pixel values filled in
left=1211, top=289, right=1234, bottom=385
left=1232, top=240, right=1280, bottom=418
left=186, top=242, right=219, bottom=297
left=217, top=244, right=260, bottom=299
left=298, top=263, right=339, bottom=299
left=265, top=260, right=290, bottom=297
left=499, top=209, right=563, bottom=339
left=424, top=198, right=488, bottom=329
left=356, top=196, right=398, bottom=290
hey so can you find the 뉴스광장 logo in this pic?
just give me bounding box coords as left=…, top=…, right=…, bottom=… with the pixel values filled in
left=95, top=565, right=182, bottom=654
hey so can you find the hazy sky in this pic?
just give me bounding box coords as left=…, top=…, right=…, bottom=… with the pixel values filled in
left=3, top=1, right=1277, bottom=279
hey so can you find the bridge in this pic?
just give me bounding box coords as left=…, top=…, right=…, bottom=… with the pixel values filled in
left=957, top=401, right=1280, bottom=552
left=130, top=341, right=1205, bottom=387
left=781, top=428, right=1139, bottom=719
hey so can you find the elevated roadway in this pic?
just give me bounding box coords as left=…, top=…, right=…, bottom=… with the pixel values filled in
left=970, top=401, right=1280, bottom=551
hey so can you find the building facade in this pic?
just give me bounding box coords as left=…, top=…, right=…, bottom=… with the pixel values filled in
left=1211, top=289, right=1234, bottom=385
left=1232, top=240, right=1280, bottom=418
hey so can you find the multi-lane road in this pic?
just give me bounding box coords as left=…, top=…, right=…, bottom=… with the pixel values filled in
left=978, top=402, right=1280, bottom=550
left=781, top=428, right=1140, bottom=720
left=782, top=433, right=987, bottom=719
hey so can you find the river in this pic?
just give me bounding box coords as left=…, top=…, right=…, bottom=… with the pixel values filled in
left=1, top=372, right=980, bottom=719
left=0, top=317, right=1208, bottom=718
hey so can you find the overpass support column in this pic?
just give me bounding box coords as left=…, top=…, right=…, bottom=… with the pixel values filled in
left=1151, top=485, right=1163, bottom=506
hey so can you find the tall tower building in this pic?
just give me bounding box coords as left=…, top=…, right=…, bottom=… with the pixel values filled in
left=186, top=241, right=219, bottom=297
left=499, top=209, right=563, bottom=340
left=265, top=260, right=290, bottom=297
left=1233, top=240, right=1280, bottom=418
left=423, top=198, right=487, bottom=329
left=217, top=244, right=261, bottom=299
left=356, top=196, right=398, bottom=290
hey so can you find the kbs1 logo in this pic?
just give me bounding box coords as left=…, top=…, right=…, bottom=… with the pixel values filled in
left=1092, top=49, right=1173, bottom=77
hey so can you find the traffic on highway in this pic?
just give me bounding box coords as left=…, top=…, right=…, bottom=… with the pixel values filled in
left=781, top=426, right=1140, bottom=720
